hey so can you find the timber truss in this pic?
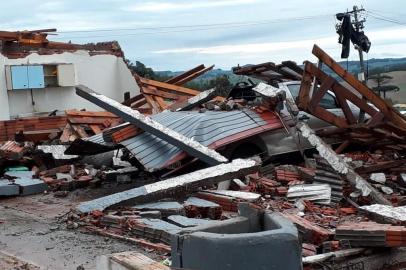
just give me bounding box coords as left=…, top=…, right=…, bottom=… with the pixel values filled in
left=298, top=45, right=406, bottom=152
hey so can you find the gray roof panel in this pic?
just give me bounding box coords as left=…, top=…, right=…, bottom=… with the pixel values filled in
left=121, top=109, right=272, bottom=171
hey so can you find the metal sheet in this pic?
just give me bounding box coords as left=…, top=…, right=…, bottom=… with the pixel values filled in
left=121, top=109, right=276, bottom=171
left=76, top=86, right=227, bottom=166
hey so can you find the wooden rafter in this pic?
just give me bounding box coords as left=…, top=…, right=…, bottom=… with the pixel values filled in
left=298, top=44, right=406, bottom=150
left=312, top=45, right=406, bottom=128
left=124, top=64, right=216, bottom=114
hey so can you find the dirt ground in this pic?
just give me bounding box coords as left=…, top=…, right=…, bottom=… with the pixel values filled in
left=0, top=183, right=159, bottom=270
left=0, top=251, right=40, bottom=270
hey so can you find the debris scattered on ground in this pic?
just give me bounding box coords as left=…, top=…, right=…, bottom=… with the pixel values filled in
left=1, top=43, right=406, bottom=269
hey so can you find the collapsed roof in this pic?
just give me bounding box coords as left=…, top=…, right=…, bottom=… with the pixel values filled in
left=0, top=28, right=124, bottom=58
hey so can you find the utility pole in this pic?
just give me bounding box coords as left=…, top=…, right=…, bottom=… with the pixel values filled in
left=352, top=6, right=366, bottom=84
left=349, top=5, right=368, bottom=122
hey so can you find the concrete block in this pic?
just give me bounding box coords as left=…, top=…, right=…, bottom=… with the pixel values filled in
left=76, top=159, right=259, bottom=213
left=168, top=215, right=212, bottom=228
left=139, top=211, right=162, bottom=219
left=171, top=205, right=301, bottom=270
left=370, top=173, right=386, bottom=184
left=184, top=197, right=220, bottom=208
left=133, top=201, right=184, bottom=217
left=4, top=171, right=35, bottom=178
left=14, top=178, right=48, bottom=195
left=4, top=171, right=48, bottom=195
left=0, top=179, right=19, bottom=196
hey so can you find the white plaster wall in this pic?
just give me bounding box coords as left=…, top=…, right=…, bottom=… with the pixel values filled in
left=0, top=51, right=139, bottom=120
left=0, top=55, right=10, bottom=120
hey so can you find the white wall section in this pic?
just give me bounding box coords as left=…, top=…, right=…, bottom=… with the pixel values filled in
left=0, top=51, right=139, bottom=120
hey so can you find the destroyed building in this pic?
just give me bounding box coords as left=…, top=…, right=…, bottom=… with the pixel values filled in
left=0, top=29, right=406, bottom=270
left=0, top=29, right=139, bottom=120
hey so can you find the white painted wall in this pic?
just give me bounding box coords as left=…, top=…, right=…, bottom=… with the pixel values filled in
left=0, top=51, right=139, bottom=120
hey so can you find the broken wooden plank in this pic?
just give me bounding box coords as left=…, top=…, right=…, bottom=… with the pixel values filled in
left=174, top=88, right=217, bottom=111
left=76, top=158, right=259, bottom=213
left=122, top=93, right=144, bottom=107
left=153, top=96, right=168, bottom=111
left=142, top=86, right=182, bottom=100
left=309, top=76, right=335, bottom=108
left=297, top=122, right=391, bottom=205
left=65, top=110, right=119, bottom=118
left=71, top=124, right=89, bottom=138
left=304, top=61, right=378, bottom=117
left=130, top=98, right=148, bottom=109
left=60, top=124, right=75, bottom=143
left=173, top=64, right=215, bottom=86
left=335, top=92, right=357, bottom=125
left=144, top=94, right=160, bottom=113
left=75, top=85, right=228, bottom=166
left=297, top=70, right=313, bottom=110
left=67, top=117, right=114, bottom=125
left=281, top=61, right=304, bottom=76
left=139, top=77, right=200, bottom=96
left=165, top=64, right=205, bottom=84
left=312, top=45, right=406, bottom=128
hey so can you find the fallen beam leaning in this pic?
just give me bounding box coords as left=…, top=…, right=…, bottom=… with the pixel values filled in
left=75, top=85, right=227, bottom=167
left=175, top=88, right=217, bottom=111
left=76, top=158, right=259, bottom=213
left=298, top=122, right=391, bottom=205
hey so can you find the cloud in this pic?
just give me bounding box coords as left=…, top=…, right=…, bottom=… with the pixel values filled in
left=151, top=27, right=406, bottom=56
left=128, top=0, right=261, bottom=12
left=153, top=36, right=336, bottom=55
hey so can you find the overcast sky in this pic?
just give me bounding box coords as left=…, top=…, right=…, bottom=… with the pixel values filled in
left=1, top=0, right=405, bottom=70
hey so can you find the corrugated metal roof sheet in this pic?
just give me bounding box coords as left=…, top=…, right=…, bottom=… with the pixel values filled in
left=121, top=109, right=281, bottom=172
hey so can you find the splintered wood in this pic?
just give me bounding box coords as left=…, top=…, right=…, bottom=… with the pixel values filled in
left=60, top=110, right=122, bottom=142
left=297, top=45, right=406, bottom=152
left=125, top=64, right=215, bottom=113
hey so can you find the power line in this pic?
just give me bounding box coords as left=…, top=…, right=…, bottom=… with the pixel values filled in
left=56, top=23, right=278, bottom=39
left=367, top=9, right=406, bottom=18
left=55, top=14, right=334, bottom=39
left=58, top=14, right=333, bottom=33
left=367, top=11, right=406, bottom=26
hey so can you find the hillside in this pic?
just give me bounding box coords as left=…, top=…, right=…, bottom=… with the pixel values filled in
left=154, top=58, right=406, bottom=103
left=156, top=57, right=406, bottom=81
left=375, top=71, right=406, bottom=104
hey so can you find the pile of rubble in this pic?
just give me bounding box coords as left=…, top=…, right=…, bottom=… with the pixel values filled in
left=1, top=44, right=406, bottom=270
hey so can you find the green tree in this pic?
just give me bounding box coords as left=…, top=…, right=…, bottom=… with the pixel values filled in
left=126, top=60, right=155, bottom=78
left=368, top=73, right=399, bottom=98
left=206, top=75, right=233, bottom=97
left=124, top=60, right=233, bottom=95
